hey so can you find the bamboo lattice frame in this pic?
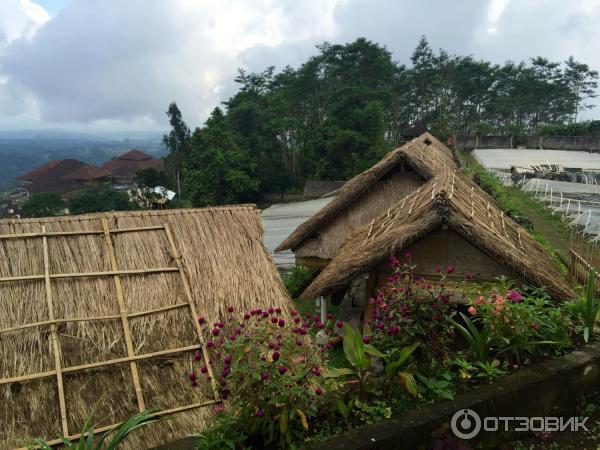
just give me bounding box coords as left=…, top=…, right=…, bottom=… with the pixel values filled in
left=0, top=223, right=219, bottom=447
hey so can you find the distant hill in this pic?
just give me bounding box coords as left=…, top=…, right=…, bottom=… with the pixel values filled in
left=0, top=131, right=167, bottom=189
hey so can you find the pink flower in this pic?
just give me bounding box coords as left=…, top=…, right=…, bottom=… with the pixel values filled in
left=224, top=354, right=232, bottom=364
left=389, top=255, right=400, bottom=267
left=191, top=380, right=198, bottom=388
left=227, top=305, right=234, bottom=313
left=198, top=316, right=206, bottom=325
left=256, top=409, right=265, bottom=417
left=313, top=368, right=321, bottom=376
left=446, top=265, right=455, bottom=274
left=244, top=313, right=251, bottom=320
left=278, top=319, right=286, bottom=328
left=200, top=366, right=208, bottom=374
left=315, top=386, right=323, bottom=395
left=327, top=313, right=333, bottom=320
left=211, top=328, right=220, bottom=336
left=261, top=372, right=269, bottom=381
left=188, top=372, right=197, bottom=382
left=275, top=307, right=282, bottom=313
left=507, top=290, right=523, bottom=303
left=272, top=351, right=280, bottom=361
left=336, top=320, right=344, bottom=329
left=213, top=404, right=225, bottom=414
left=268, top=307, right=275, bottom=314
left=291, top=309, right=298, bottom=316
left=404, top=252, right=412, bottom=260
left=362, top=336, right=370, bottom=344
left=278, top=365, right=288, bottom=375
left=435, top=265, right=441, bottom=273
left=271, top=316, right=278, bottom=324
left=194, top=350, right=202, bottom=361
left=467, top=306, right=477, bottom=315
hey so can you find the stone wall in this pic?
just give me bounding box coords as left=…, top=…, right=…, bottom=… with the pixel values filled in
left=455, top=133, right=600, bottom=152
left=304, top=180, right=346, bottom=198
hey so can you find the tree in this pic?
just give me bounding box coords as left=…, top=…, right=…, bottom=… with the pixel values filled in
left=562, top=56, right=599, bottom=122
left=184, top=108, right=260, bottom=206
left=162, top=102, right=191, bottom=197
left=69, top=185, right=138, bottom=214
left=134, top=168, right=171, bottom=188
left=22, top=192, right=65, bottom=218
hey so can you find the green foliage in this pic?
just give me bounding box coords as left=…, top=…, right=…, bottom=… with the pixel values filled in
left=133, top=168, right=170, bottom=188
left=474, top=361, right=506, bottom=381
left=416, top=373, right=455, bottom=401
left=22, top=192, right=65, bottom=218
left=576, top=272, right=599, bottom=343
left=30, top=410, right=160, bottom=450
left=451, top=312, right=491, bottom=363
left=195, top=414, right=247, bottom=450
left=184, top=108, right=259, bottom=206
left=282, top=266, right=316, bottom=298
left=69, top=185, right=138, bottom=214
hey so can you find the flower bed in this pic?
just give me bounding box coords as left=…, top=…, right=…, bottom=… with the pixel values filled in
left=183, top=256, right=596, bottom=449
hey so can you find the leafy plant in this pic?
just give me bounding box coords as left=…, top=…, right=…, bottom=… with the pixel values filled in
left=31, top=410, right=160, bottom=450
left=416, top=373, right=455, bottom=401
left=579, top=272, right=598, bottom=343
left=474, top=361, right=505, bottom=381
left=452, top=358, right=476, bottom=381
left=384, top=342, right=419, bottom=398
left=195, top=414, right=247, bottom=450
left=451, top=312, right=491, bottom=362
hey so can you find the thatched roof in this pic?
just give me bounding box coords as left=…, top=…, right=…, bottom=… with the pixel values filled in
left=275, top=132, right=457, bottom=253
left=301, top=171, right=574, bottom=301
left=102, top=150, right=164, bottom=181
left=17, top=160, right=63, bottom=182
left=0, top=206, right=291, bottom=449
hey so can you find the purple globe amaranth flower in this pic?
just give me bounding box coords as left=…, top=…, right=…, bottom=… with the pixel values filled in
left=198, top=316, right=206, bottom=325
left=278, top=319, right=285, bottom=328
left=261, top=311, right=269, bottom=319
left=507, top=290, right=523, bottom=303
left=313, top=368, right=321, bottom=376
left=244, top=313, right=251, bottom=320
left=293, top=316, right=301, bottom=323
left=261, top=372, right=269, bottom=381
left=296, top=339, right=303, bottom=347
left=206, top=340, right=215, bottom=348
left=299, top=327, right=307, bottom=336
left=268, top=307, right=275, bottom=314
left=404, top=252, right=412, bottom=260
left=272, top=351, right=280, bottom=361
left=227, top=305, right=234, bottom=313
left=312, top=314, right=319, bottom=322
left=191, top=380, right=198, bottom=388
left=362, top=336, right=370, bottom=344
left=268, top=341, right=275, bottom=349
left=256, top=308, right=263, bottom=315
left=336, top=320, right=344, bottom=329
left=194, top=350, right=202, bottom=361
left=315, top=386, right=323, bottom=395
left=211, top=328, right=220, bottom=336
left=200, top=366, right=208, bottom=374
left=291, top=309, right=298, bottom=316
left=224, top=354, right=233, bottom=364
left=278, top=365, right=288, bottom=375
left=271, top=316, right=278, bottom=324
left=446, top=265, right=455, bottom=274
left=221, top=367, right=230, bottom=378
left=188, top=372, right=197, bottom=382
left=389, top=255, right=400, bottom=267
left=256, top=409, right=265, bottom=418
left=326, top=313, right=333, bottom=321
left=221, top=389, right=230, bottom=400
left=317, top=322, right=325, bottom=329
left=275, top=307, right=282, bottom=313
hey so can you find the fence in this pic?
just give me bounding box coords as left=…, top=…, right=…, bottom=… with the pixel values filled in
left=569, top=233, right=600, bottom=296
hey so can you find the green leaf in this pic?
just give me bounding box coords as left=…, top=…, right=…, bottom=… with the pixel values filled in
left=343, top=323, right=368, bottom=369
left=279, top=409, right=288, bottom=434
left=397, top=372, right=418, bottom=398
left=323, top=367, right=354, bottom=378
left=385, top=343, right=419, bottom=378
left=363, top=344, right=384, bottom=358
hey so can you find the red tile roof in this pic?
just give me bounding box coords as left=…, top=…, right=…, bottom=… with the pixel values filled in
left=17, top=160, right=63, bottom=181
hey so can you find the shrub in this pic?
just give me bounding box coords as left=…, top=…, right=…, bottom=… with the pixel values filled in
left=191, top=306, right=338, bottom=448
left=282, top=266, right=316, bottom=298
left=368, top=255, right=458, bottom=361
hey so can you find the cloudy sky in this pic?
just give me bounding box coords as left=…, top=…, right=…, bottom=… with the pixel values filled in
left=1, top=0, right=599, bottom=132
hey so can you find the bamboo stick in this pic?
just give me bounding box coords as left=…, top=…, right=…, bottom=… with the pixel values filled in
left=0, top=225, right=167, bottom=240
left=0, top=267, right=179, bottom=283
left=0, top=302, right=190, bottom=335
left=163, top=223, right=220, bottom=401
left=42, top=226, right=70, bottom=437
left=14, top=399, right=220, bottom=450
left=0, top=344, right=202, bottom=386
left=102, top=218, right=146, bottom=412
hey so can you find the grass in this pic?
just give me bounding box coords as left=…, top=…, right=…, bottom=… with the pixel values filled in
left=457, top=149, right=571, bottom=273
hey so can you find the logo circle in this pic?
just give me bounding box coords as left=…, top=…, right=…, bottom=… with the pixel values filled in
left=451, top=409, right=481, bottom=440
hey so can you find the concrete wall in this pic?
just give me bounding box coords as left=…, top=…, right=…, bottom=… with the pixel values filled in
left=304, top=180, right=346, bottom=198
left=456, top=133, right=600, bottom=152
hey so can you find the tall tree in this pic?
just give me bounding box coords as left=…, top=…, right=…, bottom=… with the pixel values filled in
left=162, top=102, right=191, bottom=197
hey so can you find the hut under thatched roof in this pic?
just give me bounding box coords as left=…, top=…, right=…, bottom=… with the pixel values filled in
left=275, top=132, right=457, bottom=267
left=0, top=206, right=292, bottom=449
left=301, top=170, right=574, bottom=302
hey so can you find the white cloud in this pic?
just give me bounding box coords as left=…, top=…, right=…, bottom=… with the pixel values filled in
left=0, top=0, right=598, bottom=130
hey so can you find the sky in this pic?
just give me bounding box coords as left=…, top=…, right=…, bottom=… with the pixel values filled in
left=0, top=0, right=599, bottom=133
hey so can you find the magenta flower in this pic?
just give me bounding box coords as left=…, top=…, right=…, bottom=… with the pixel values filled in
left=362, top=336, right=370, bottom=344
left=211, top=328, right=220, bottom=336
left=313, top=368, right=321, bottom=376
left=446, top=265, right=455, bottom=274
left=268, top=307, right=275, bottom=314
left=221, top=389, right=230, bottom=400
left=188, top=372, right=197, bottom=382
left=272, top=351, right=280, bottom=361
left=336, top=320, right=344, bottom=329
left=464, top=271, right=473, bottom=280
left=389, top=255, right=400, bottom=268
left=244, top=313, right=251, bottom=320
left=224, top=354, right=232, bottom=364
left=256, top=308, right=263, bottom=315
left=291, top=309, right=298, bottom=316
left=404, top=252, right=412, bottom=260
left=468, top=306, right=477, bottom=315
left=261, top=311, right=269, bottom=318
left=299, top=328, right=307, bottom=336
left=278, top=319, right=285, bottom=328
left=271, top=316, right=278, bottom=324
left=317, top=322, right=325, bottom=329
left=326, top=313, right=333, bottom=320
left=275, top=307, right=282, bottom=313
left=507, top=290, right=523, bottom=303
left=200, top=366, right=208, bottom=374
left=256, top=409, right=265, bottom=417
left=294, top=316, right=301, bottom=323
left=261, top=372, right=269, bottom=381
left=194, top=350, right=202, bottom=361
left=278, top=365, right=288, bottom=375
left=191, top=380, right=198, bottom=388
left=435, top=265, right=441, bottom=273
left=198, top=316, right=206, bottom=325
left=206, top=340, right=215, bottom=348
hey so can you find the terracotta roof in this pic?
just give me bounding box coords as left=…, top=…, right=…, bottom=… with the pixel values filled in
left=61, top=164, right=110, bottom=181
left=17, top=160, right=63, bottom=181
left=115, top=149, right=154, bottom=161
left=102, top=151, right=164, bottom=180
left=27, top=159, right=90, bottom=193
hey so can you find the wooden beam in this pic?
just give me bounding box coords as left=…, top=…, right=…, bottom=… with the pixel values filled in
left=0, top=225, right=166, bottom=240
left=296, top=256, right=331, bottom=269
left=163, top=223, right=220, bottom=401
left=102, top=218, right=146, bottom=412
left=41, top=226, right=69, bottom=437
left=0, top=267, right=179, bottom=284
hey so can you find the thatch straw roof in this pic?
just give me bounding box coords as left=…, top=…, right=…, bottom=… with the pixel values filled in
left=301, top=170, right=574, bottom=301
left=275, top=132, right=457, bottom=253
left=0, top=206, right=292, bottom=449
